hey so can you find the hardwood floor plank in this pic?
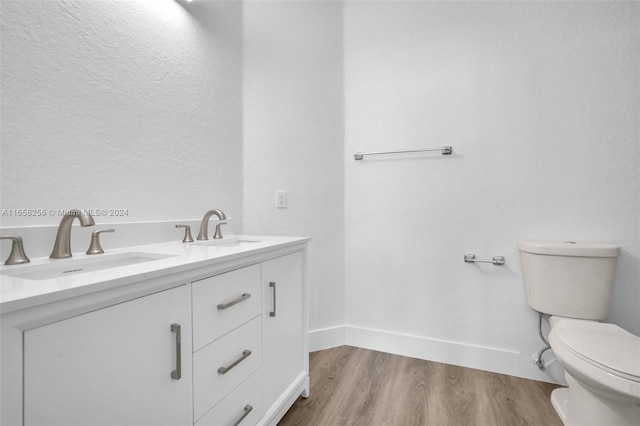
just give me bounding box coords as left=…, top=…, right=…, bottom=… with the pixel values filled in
left=279, top=346, right=563, bottom=426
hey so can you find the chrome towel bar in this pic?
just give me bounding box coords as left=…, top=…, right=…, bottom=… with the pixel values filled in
left=353, top=146, right=452, bottom=160
left=464, top=253, right=505, bottom=265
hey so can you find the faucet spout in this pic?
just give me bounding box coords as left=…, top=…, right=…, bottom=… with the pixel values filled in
left=50, top=209, right=95, bottom=259
left=197, top=209, right=227, bottom=240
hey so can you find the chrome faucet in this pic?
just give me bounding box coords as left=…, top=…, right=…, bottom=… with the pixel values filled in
left=197, top=209, right=227, bottom=240
left=50, top=209, right=95, bottom=259
left=0, top=235, right=30, bottom=265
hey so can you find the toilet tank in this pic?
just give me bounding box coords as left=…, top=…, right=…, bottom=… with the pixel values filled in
left=519, top=241, right=620, bottom=320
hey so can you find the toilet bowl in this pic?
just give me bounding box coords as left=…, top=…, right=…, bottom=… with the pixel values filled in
left=548, top=317, right=640, bottom=426
left=518, top=240, right=640, bottom=425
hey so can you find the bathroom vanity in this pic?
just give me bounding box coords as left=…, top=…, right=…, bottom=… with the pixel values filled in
left=0, top=236, right=309, bottom=426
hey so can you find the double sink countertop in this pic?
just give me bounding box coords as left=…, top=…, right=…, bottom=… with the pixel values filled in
left=0, top=235, right=310, bottom=314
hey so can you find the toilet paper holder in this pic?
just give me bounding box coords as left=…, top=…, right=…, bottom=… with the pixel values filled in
left=464, top=253, right=505, bottom=265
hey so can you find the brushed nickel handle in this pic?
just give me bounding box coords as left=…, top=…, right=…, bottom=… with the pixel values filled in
left=218, top=349, right=251, bottom=375
left=175, top=225, right=194, bottom=243
left=269, top=282, right=277, bottom=317
left=0, top=234, right=30, bottom=265
left=213, top=221, right=227, bottom=239
left=86, top=228, right=115, bottom=255
left=171, top=323, right=182, bottom=380
left=232, top=405, right=253, bottom=426
left=217, top=293, right=251, bottom=310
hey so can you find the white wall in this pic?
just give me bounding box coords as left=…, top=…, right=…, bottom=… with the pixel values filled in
left=344, top=1, right=639, bottom=382
left=1, top=0, right=243, bottom=229
left=242, top=0, right=345, bottom=334
left=2, top=0, right=638, bottom=385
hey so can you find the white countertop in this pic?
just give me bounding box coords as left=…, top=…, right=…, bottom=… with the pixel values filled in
left=0, top=235, right=309, bottom=314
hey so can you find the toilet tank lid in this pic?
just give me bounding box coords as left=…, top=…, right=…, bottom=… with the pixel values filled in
left=518, top=240, right=620, bottom=257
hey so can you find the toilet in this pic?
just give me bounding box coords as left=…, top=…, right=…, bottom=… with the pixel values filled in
left=519, top=240, right=640, bottom=426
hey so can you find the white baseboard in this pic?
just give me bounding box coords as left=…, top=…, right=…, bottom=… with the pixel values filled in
left=309, top=325, right=346, bottom=352
left=346, top=325, right=521, bottom=377
left=309, top=325, right=543, bottom=381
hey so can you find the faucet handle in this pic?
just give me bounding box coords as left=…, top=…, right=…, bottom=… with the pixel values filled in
left=213, top=221, right=227, bottom=239
left=86, top=228, right=115, bottom=255
left=175, top=225, right=194, bottom=243
left=0, top=234, right=30, bottom=265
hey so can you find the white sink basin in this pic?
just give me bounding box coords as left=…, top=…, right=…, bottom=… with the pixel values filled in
left=195, top=238, right=262, bottom=247
left=1, top=252, right=176, bottom=281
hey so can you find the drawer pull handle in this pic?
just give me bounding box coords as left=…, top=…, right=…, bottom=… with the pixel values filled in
left=232, top=404, right=253, bottom=426
left=218, top=349, right=252, bottom=375
left=269, top=282, right=277, bottom=317
left=217, top=293, right=251, bottom=310
left=170, top=323, right=181, bottom=380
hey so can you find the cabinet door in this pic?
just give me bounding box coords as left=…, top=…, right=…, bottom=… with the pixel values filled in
left=24, top=285, right=193, bottom=426
left=262, top=252, right=304, bottom=409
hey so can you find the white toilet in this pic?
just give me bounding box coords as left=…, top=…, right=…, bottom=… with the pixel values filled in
left=519, top=240, right=640, bottom=426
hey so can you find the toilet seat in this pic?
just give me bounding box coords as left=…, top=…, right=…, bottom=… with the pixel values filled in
left=553, top=318, right=640, bottom=383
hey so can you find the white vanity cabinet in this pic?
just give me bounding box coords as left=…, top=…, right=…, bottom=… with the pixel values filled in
left=23, top=285, right=193, bottom=426
left=0, top=239, right=308, bottom=426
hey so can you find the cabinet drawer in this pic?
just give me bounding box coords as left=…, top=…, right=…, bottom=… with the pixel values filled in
left=192, top=264, right=261, bottom=351
left=193, top=316, right=262, bottom=421
left=195, top=369, right=263, bottom=426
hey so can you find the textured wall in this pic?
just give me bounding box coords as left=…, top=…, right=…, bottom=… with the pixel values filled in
left=242, top=1, right=345, bottom=332
left=1, top=0, right=243, bottom=227
left=2, top=0, right=638, bottom=385
left=344, top=1, right=639, bottom=382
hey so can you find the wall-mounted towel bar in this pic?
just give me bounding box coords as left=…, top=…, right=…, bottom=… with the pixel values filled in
left=353, top=146, right=452, bottom=160
left=464, top=253, right=505, bottom=265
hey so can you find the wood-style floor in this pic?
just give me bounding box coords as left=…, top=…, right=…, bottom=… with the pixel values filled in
left=279, top=346, right=563, bottom=426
